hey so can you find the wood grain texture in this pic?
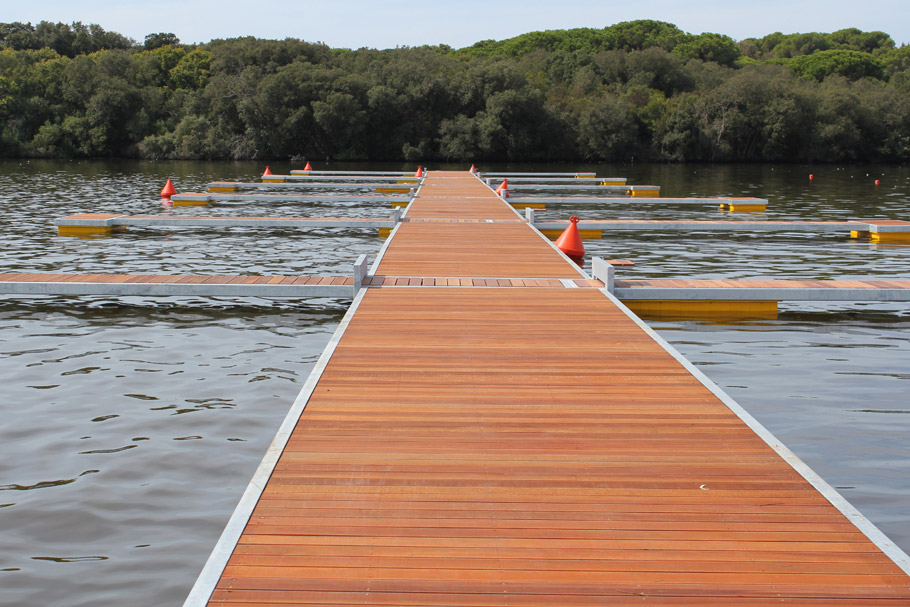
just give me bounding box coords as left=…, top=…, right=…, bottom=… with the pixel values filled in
left=201, top=172, right=910, bottom=605
left=616, top=279, right=910, bottom=290
left=207, top=287, right=910, bottom=604
left=376, top=222, right=581, bottom=278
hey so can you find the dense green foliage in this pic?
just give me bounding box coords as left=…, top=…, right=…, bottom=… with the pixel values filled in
left=1, top=20, right=908, bottom=162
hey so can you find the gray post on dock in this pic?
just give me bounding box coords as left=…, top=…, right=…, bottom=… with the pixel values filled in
left=591, top=257, right=615, bottom=293
left=525, top=207, right=535, bottom=223
left=353, top=254, right=368, bottom=294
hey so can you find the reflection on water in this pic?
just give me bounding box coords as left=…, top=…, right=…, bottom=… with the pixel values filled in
left=0, top=159, right=909, bottom=606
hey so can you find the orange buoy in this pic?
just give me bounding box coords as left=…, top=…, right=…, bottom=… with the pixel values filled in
left=160, top=178, right=177, bottom=200
left=469, top=164, right=476, bottom=174
left=494, top=179, right=509, bottom=197
left=415, top=166, right=423, bottom=177
left=262, top=166, right=272, bottom=176
left=303, top=161, right=313, bottom=171
left=555, top=216, right=585, bottom=260
left=809, top=174, right=814, bottom=181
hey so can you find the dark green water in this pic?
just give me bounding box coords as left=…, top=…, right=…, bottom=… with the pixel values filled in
left=0, top=159, right=908, bottom=606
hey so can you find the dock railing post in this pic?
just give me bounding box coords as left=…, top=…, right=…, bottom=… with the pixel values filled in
left=592, top=257, right=614, bottom=293
left=525, top=207, right=535, bottom=224
left=391, top=207, right=402, bottom=223
left=353, top=254, right=368, bottom=295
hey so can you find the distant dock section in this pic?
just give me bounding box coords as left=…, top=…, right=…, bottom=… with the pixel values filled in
left=170, top=192, right=411, bottom=206
left=207, top=181, right=416, bottom=194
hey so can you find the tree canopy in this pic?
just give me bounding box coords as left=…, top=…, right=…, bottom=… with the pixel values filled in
left=1, top=20, right=908, bottom=162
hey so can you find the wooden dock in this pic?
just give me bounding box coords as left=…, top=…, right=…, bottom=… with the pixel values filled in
left=0, top=272, right=354, bottom=298
left=184, top=171, right=910, bottom=606
left=170, top=193, right=411, bottom=206
left=56, top=213, right=909, bottom=244
left=4, top=270, right=910, bottom=311
left=54, top=213, right=400, bottom=236
left=512, top=196, right=768, bottom=212
left=536, top=218, right=860, bottom=235
left=498, top=183, right=661, bottom=195
left=208, top=181, right=417, bottom=194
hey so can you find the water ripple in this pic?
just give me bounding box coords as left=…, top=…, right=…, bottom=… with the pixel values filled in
left=1, top=159, right=908, bottom=607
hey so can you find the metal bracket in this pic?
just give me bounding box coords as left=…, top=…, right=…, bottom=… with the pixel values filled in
left=353, top=254, right=368, bottom=293
left=592, top=257, right=615, bottom=293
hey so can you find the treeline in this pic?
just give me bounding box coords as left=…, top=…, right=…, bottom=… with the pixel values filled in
left=1, top=19, right=909, bottom=162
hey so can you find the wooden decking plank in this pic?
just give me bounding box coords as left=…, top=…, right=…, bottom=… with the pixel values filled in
left=231, top=542, right=895, bottom=563
left=226, top=553, right=899, bottom=574
left=212, top=576, right=910, bottom=598
left=202, top=287, right=910, bottom=604
left=193, top=172, right=910, bottom=606
left=209, top=589, right=910, bottom=605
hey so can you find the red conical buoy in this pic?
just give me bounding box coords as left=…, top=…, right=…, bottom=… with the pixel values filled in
left=303, top=161, right=313, bottom=171
left=875, top=179, right=880, bottom=186
left=160, top=178, right=177, bottom=200
left=555, top=216, right=585, bottom=261
left=494, top=179, right=509, bottom=197
left=469, top=164, right=476, bottom=174
left=415, top=166, right=423, bottom=177
left=809, top=174, right=814, bottom=181
left=262, top=166, right=272, bottom=176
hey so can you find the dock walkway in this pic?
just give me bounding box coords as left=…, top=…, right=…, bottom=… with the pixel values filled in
left=185, top=171, right=910, bottom=605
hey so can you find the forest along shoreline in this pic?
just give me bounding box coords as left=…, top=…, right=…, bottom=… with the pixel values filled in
left=0, top=20, right=908, bottom=164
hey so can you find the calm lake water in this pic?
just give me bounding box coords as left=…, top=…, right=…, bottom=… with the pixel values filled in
left=1, top=159, right=908, bottom=606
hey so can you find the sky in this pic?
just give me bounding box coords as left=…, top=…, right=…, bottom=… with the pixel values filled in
left=4, top=0, right=910, bottom=49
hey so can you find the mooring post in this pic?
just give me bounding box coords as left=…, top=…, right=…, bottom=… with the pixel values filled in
left=591, top=256, right=614, bottom=293
left=353, top=254, right=368, bottom=294
left=391, top=207, right=402, bottom=223
left=525, top=207, right=535, bottom=224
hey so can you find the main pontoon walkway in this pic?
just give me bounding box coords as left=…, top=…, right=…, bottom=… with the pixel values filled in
left=186, top=172, right=910, bottom=606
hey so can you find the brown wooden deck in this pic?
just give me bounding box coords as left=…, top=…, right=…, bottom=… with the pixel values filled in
left=189, top=171, right=910, bottom=606
left=0, top=272, right=351, bottom=286
left=376, top=222, right=582, bottom=278
left=7, top=273, right=910, bottom=293
left=618, top=279, right=910, bottom=290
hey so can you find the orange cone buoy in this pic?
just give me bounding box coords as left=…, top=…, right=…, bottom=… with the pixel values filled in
left=160, top=178, right=177, bottom=200
left=555, top=216, right=585, bottom=261
left=262, top=166, right=272, bottom=176
left=809, top=174, right=814, bottom=181
left=494, top=179, right=509, bottom=197
left=303, top=161, right=313, bottom=171
left=875, top=179, right=880, bottom=186
left=415, top=166, right=423, bottom=177
left=469, top=164, right=476, bottom=174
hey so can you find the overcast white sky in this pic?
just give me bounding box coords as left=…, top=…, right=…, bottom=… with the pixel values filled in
left=4, top=0, right=910, bottom=48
